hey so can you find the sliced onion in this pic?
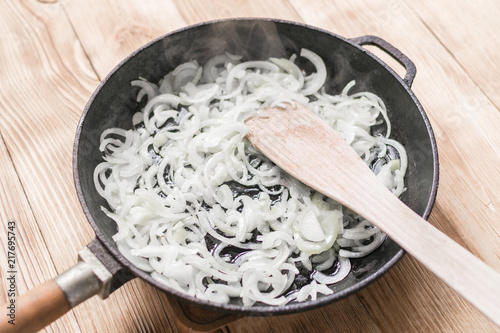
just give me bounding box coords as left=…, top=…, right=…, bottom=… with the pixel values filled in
left=95, top=49, right=407, bottom=306
left=312, top=256, right=351, bottom=284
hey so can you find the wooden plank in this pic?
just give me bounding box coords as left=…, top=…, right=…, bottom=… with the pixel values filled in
left=172, top=0, right=303, bottom=24
left=0, top=0, right=97, bottom=263
left=0, top=1, right=178, bottom=332
left=0, top=136, right=80, bottom=332
left=404, top=0, right=500, bottom=110
left=62, top=0, right=187, bottom=78
left=0, top=1, right=92, bottom=332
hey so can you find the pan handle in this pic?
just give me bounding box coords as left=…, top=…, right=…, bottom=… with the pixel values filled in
left=0, top=240, right=132, bottom=333
left=0, top=279, right=71, bottom=333
left=349, top=35, right=417, bottom=87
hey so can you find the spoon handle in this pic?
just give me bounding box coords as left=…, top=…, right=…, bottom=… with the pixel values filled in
left=246, top=103, right=500, bottom=326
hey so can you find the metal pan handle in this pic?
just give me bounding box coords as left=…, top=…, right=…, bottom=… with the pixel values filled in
left=349, top=35, right=417, bottom=87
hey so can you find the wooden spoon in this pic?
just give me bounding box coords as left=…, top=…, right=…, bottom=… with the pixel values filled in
left=245, top=102, right=500, bottom=326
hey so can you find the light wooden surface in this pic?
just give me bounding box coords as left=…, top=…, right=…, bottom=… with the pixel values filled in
left=0, top=0, right=498, bottom=332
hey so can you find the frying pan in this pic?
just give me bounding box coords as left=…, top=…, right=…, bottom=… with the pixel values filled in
left=0, top=18, right=438, bottom=332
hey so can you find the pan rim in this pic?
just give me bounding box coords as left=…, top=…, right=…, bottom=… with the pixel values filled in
left=73, top=17, right=439, bottom=316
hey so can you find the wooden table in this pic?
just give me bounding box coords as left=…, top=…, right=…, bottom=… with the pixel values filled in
left=1, top=0, right=499, bottom=332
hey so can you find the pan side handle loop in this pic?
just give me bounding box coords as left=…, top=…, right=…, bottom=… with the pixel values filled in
left=349, top=35, right=417, bottom=87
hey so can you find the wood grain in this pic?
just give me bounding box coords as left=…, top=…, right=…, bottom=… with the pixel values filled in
left=63, top=0, right=187, bottom=77
left=0, top=136, right=80, bottom=333
left=405, top=0, right=500, bottom=110
left=0, top=279, right=70, bottom=333
left=0, top=0, right=499, bottom=332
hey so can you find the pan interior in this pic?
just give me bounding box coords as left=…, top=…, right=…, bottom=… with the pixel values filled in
left=74, top=18, right=438, bottom=315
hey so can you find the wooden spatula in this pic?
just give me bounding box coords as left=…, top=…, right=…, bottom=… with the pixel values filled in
left=245, top=102, right=500, bottom=326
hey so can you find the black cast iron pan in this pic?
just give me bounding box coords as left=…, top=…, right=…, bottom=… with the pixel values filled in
left=0, top=18, right=439, bottom=333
